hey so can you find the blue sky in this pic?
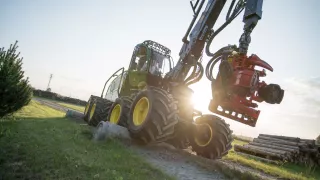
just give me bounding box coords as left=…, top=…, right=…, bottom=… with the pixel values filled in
left=1, top=0, right=319, bottom=139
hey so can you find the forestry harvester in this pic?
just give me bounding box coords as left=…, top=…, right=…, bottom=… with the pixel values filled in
left=84, top=0, right=284, bottom=159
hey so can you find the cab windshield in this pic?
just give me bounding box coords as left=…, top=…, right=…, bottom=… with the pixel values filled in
left=147, top=52, right=171, bottom=77
left=130, top=46, right=172, bottom=77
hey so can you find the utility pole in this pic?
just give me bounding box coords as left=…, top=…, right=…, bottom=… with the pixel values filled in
left=46, top=74, right=53, bottom=92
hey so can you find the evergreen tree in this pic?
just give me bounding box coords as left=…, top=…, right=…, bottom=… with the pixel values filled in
left=316, top=135, right=320, bottom=145
left=0, top=41, right=32, bottom=117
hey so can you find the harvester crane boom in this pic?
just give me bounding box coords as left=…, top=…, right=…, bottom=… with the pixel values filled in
left=166, top=0, right=263, bottom=84
left=166, top=0, right=283, bottom=126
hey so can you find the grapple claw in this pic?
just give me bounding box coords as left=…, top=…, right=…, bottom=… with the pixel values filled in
left=209, top=53, right=284, bottom=126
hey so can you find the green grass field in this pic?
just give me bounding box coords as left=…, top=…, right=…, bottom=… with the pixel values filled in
left=0, top=100, right=173, bottom=180
left=225, top=139, right=320, bottom=180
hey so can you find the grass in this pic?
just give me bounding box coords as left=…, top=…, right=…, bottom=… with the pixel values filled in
left=0, top=100, right=173, bottom=180
left=13, top=100, right=66, bottom=118
left=57, top=102, right=85, bottom=112
left=224, top=139, right=320, bottom=180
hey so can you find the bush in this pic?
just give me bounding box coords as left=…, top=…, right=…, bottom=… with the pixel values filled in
left=0, top=41, right=32, bottom=118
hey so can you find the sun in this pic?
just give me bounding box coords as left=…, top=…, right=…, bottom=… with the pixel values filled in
left=190, top=82, right=212, bottom=113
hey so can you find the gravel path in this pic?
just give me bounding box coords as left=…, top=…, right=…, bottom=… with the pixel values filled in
left=129, top=144, right=227, bottom=180
left=33, top=98, right=277, bottom=180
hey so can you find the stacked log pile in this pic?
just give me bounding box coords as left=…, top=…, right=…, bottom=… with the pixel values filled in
left=234, top=134, right=320, bottom=166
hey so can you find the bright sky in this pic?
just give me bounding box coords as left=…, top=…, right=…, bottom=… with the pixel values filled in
left=1, top=0, right=319, bottom=139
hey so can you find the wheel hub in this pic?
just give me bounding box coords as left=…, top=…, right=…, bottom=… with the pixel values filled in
left=89, top=103, right=96, bottom=121
left=194, top=123, right=213, bottom=147
left=133, top=97, right=149, bottom=126
left=84, top=101, right=90, bottom=115
left=110, top=104, right=121, bottom=124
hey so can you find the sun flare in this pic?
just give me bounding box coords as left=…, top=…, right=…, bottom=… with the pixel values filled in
left=190, top=82, right=211, bottom=113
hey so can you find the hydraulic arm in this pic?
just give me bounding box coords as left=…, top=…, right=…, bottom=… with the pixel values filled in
left=166, top=0, right=284, bottom=126
left=166, top=0, right=227, bottom=82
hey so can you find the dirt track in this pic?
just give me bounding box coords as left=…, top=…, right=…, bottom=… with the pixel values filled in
left=33, top=97, right=71, bottom=112
left=33, top=98, right=277, bottom=180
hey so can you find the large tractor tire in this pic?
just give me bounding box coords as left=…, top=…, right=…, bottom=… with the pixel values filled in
left=165, top=121, right=190, bottom=149
left=106, top=96, right=133, bottom=127
left=83, top=95, right=100, bottom=122
left=87, top=97, right=113, bottom=127
left=190, top=114, right=233, bottom=159
left=127, top=86, right=179, bottom=144
left=165, top=133, right=189, bottom=149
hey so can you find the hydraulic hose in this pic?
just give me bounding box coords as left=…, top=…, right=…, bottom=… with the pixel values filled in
left=205, top=45, right=236, bottom=82
left=184, top=62, right=198, bottom=83
left=226, top=0, right=237, bottom=20
left=206, top=56, right=222, bottom=82
left=205, top=0, right=245, bottom=57
left=185, top=62, right=204, bottom=86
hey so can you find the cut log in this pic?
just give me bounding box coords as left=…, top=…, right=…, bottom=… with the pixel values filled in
left=249, top=142, right=298, bottom=153
left=259, top=134, right=300, bottom=142
left=234, top=144, right=284, bottom=160
left=235, top=152, right=280, bottom=164
left=300, top=148, right=318, bottom=153
left=253, top=138, right=300, bottom=150
left=244, top=144, right=289, bottom=155
left=300, top=138, right=315, bottom=142
left=300, top=139, right=316, bottom=146
left=258, top=135, right=300, bottom=144
left=256, top=136, right=305, bottom=146
left=237, top=134, right=319, bottom=166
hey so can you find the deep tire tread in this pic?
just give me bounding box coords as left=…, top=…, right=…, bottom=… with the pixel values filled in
left=191, top=114, right=233, bottom=159
left=88, top=97, right=113, bottom=127
left=128, top=86, right=179, bottom=144
left=107, top=96, right=133, bottom=127
left=83, top=95, right=100, bottom=122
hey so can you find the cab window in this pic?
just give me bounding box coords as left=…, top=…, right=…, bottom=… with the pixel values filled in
left=150, top=52, right=171, bottom=77
left=130, top=46, right=148, bottom=72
